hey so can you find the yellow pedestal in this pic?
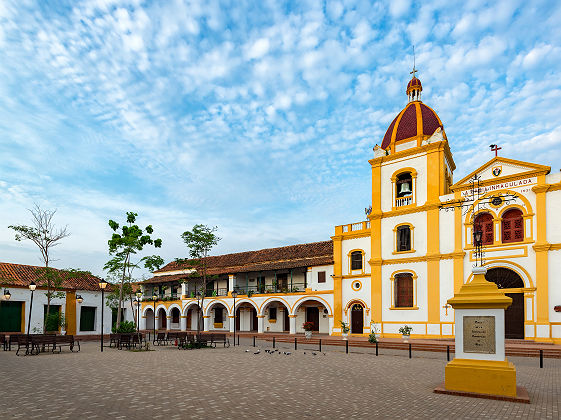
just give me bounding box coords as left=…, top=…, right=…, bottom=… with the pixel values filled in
left=445, top=358, right=517, bottom=398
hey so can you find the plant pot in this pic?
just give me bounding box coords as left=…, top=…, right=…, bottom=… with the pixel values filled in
left=402, top=334, right=410, bottom=342
left=305, top=331, right=312, bottom=339
left=342, top=332, right=348, bottom=340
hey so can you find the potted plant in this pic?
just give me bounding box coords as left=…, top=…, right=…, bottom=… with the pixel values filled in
left=302, top=321, right=314, bottom=339
left=340, top=320, right=350, bottom=340
left=399, top=325, right=413, bottom=342
left=370, top=321, right=381, bottom=341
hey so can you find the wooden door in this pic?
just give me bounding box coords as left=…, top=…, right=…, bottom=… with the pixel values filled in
left=0, top=301, right=22, bottom=332
left=283, top=309, right=289, bottom=332
left=186, top=309, right=192, bottom=330
left=306, top=307, right=319, bottom=331
left=251, top=308, right=258, bottom=331
left=236, top=308, right=241, bottom=330
left=351, top=304, right=363, bottom=334
left=160, top=310, right=167, bottom=329
left=505, top=293, right=524, bottom=339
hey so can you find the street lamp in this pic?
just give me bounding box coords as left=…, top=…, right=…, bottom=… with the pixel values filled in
left=3, top=289, right=11, bottom=301
left=152, top=292, right=157, bottom=343
left=136, top=291, right=142, bottom=333
left=26, top=281, right=36, bottom=338
left=98, top=278, right=108, bottom=352
left=196, top=291, right=201, bottom=340
left=231, top=290, right=238, bottom=347
left=473, top=228, right=483, bottom=267
left=76, top=294, right=83, bottom=304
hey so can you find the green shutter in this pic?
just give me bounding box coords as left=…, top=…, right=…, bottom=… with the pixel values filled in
left=79, top=307, right=96, bottom=332
left=0, top=301, right=22, bottom=332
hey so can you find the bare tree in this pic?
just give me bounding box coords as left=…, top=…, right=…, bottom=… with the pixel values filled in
left=9, top=204, right=70, bottom=332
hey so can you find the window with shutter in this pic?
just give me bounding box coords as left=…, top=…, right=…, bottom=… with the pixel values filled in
left=318, top=271, right=326, bottom=283
left=475, top=213, right=494, bottom=245
left=394, top=273, right=414, bottom=308
left=214, top=307, right=223, bottom=323
left=351, top=251, right=363, bottom=270
left=396, top=225, right=411, bottom=251
left=502, top=209, right=523, bottom=244
left=269, top=307, right=277, bottom=320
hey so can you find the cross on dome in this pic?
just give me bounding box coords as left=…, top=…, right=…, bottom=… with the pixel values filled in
left=406, top=47, right=422, bottom=102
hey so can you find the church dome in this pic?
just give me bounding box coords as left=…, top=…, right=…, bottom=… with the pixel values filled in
left=381, top=75, right=445, bottom=150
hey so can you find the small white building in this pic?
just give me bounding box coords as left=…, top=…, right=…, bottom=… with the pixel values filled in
left=0, top=262, right=133, bottom=336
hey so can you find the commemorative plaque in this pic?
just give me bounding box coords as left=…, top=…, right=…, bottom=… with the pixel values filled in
left=463, top=316, right=496, bottom=354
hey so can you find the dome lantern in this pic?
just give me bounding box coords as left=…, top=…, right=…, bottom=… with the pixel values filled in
left=406, top=67, right=422, bottom=102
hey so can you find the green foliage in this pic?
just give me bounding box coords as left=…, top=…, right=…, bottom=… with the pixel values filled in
left=368, top=333, right=378, bottom=343
left=105, top=211, right=163, bottom=328
left=45, top=312, right=66, bottom=332
left=112, top=320, right=137, bottom=333
left=339, top=321, right=350, bottom=333
left=180, top=224, right=220, bottom=260
left=399, top=325, right=413, bottom=335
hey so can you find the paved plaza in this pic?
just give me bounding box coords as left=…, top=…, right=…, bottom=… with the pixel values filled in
left=0, top=338, right=559, bottom=419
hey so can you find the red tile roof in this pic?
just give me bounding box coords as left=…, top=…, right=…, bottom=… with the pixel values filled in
left=144, top=241, right=333, bottom=284
left=0, top=262, right=104, bottom=291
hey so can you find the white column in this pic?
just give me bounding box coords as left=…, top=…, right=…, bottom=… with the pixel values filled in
left=289, top=316, right=296, bottom=334
left=328, top=317, right=334, bottom=336
left=257, top=316, right=264, bottom=333
left=180, top=316, right=187, bottom=331
left=140, top=315, right=147, bottom=330
left=181, top=283, right=187, bottom=297
left=203, top=316, right=210, bottom=331
left=228, top=274, right=235, bottom=292
left=166, top=316, right=171, bottom=331
left=229, top=316, right=235, bottom=332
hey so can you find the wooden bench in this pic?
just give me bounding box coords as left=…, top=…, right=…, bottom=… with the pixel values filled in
left=109, top=333, right=121, bottom=348
left=0, top=334, right=6, bottom=351
left=15, top=335, right=31, bottom=356
left=209, top=333, right=230, bottom=348
left=155, top=332, right=168, bottom=345
left=119, top=334, right=133, bottom=349
left=56, top=335, right=80, bottom=352
left=30, top=334, right=59, bottom=355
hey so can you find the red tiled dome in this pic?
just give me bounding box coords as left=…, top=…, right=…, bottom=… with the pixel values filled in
left=381, top=101, right=444, bottom=150
left=406, top=77, right=422, bottom=94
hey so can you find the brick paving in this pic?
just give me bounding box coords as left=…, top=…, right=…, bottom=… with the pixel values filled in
left=0, top=338, right=559, bottom=419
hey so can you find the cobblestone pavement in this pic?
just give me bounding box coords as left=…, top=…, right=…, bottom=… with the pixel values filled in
left=0, top=339, right=559, bottom=419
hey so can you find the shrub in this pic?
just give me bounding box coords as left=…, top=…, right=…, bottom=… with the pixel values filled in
left=368, top=332, right=377, bottom=343
left=398, top=325, right=413, bottom=335
left=112, top=320, right=137, bottom=333
left=339, top=321, right=350, bottom=333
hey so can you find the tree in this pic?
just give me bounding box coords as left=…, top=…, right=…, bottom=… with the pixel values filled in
left=9, top=204, right=70, bottom=332
left=180, top=224, right=220, bottom=337
left=104, top=212, right=163, bottom=329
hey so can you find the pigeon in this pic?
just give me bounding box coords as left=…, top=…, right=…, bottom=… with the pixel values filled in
left=323, top=353, right=326, bottom=356
left=303, top=352, right=306, bottom=355
left=285, top=352, right=291, bottom=355
left=312, top=352, right=317, bottom=356
left=254, top=350, right=260, bottom=354
left=245, top=349, right=250, bottom=352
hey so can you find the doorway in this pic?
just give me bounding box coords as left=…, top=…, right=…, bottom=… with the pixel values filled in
left=306, top=307, right=319, bottom=331
left=485, top=267, right=525, bottom=339
left=351, top=304, right=364, bottom=334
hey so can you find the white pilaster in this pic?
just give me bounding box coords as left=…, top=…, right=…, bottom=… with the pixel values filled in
left=203, top=316, right=210, bottom=331
left=166, top=316, right=172, bottom=331
left=289, top=316, right=296, bottom=335
left=228, top=274, right=235, bottom=292
left=229, top=316, right=235, bottom=332
left=180, top=316, right=187, bottom=331
left=257, top=316, right=264, bottom=333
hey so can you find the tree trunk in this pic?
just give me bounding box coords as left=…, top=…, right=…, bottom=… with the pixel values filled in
left=116, top=254, right=128, bottom=330
left=44, top=260, right=50, bottom=334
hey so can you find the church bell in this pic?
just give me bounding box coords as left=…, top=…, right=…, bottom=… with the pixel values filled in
left=399, top=182, right=412, bottom=195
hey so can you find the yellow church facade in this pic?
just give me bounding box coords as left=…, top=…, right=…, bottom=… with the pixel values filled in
left=331, top=74, right=561, bottom=343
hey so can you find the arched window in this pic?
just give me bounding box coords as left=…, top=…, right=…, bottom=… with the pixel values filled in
left=351, top=251, right=363, bottom=270
left=396, top=225, right=411, bottom=251
left=502, top=209, right=524, bottom=243
left=214, top=307, right=223, bottom=324
left=396, top=172, right=413, bottom=198
left=474, top=213, right=494, bottom=245
left=394, top=273, right=413, bottom=308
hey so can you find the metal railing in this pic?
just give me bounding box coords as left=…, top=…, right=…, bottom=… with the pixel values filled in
left=233, top=282, right=307, bottom=295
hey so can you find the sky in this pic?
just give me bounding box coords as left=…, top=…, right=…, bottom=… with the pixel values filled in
left=1, top=0, right=561, bottom=279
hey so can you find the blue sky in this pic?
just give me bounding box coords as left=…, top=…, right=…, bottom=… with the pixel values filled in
left=1, top=0, right=560, bottom=279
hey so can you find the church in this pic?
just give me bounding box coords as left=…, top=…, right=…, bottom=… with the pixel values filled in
left=141, top=70, right=561, bottom=344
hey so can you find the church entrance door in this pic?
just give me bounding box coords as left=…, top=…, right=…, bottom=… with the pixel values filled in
left=485, top=267, right=525, bottom=339
left=351, top=304, right=364, bottom=334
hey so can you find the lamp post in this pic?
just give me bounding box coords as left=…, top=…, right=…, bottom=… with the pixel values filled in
left=152, top=293, right=157, bottom=343
left=26, top=281, right=36, bottom=338
left=136, top=291, right=142, bottom=333
left=473, top=228, right=483, bottom=267
left=231, top=290, right=238, bottom=347
left=196, top=291, right=201, bottom=340
left=98, top=279, right=108, bottom=352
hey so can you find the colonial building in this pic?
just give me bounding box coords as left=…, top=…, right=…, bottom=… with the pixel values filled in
left=142, top=72, right=561, bottom=343
left=0, top=262, right=133, bottom=335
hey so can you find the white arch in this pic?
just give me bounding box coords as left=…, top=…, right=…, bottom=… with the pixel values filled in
left=167, top=303, right=181, bottom=316
left=182, top=301, right=201, bottom=316
left=204, top=300, right=230, bottom=317
left=292, top=296, right=333, bottom=316
left=142, top=306, right=155, bottom=317
left=232, top=298, right=259, bottom=316
left=481, top=260, right=534, bottom=289
left=259, top=297, right=291, bottom=317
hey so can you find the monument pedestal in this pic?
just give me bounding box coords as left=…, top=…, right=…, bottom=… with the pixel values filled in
left=436, top=267, right=528, bottom=402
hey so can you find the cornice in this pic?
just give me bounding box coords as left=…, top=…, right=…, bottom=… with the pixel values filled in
left=451, top=170, right=545, bottom=192
left=368, top=251, right=465, bottom=266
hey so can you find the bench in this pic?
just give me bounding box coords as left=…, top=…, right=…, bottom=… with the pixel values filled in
left=30, top=334, right=59, bottom=355
left=109, top=333, right=121, bottom=348
left=56, top=335, right=80, bottom=352
left=119, top=334, right=132, bottom=349
left=178, top=333, right=195, bottom=349
left=15, top=335, right=31, bottom=356
left=155, top=332, right=168, bottom=346
left=0, top=334, right=6, bottom=351
left=209, top=333, right=230, bottom=348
